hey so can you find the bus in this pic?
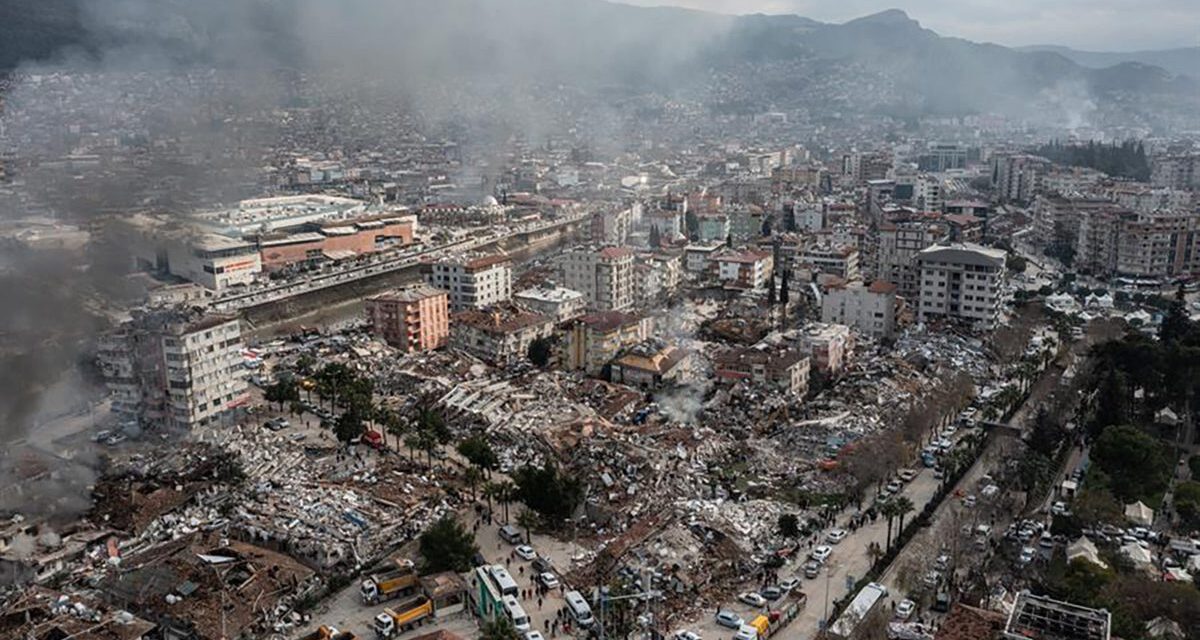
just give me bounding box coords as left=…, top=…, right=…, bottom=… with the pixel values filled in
left=487, top=565, right=519, bottom=598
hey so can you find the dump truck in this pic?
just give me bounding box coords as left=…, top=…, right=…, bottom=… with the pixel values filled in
left=360, top=559, right=418, bottom=605
left=299, top=626, right=359, bottom=640
left=373, top=594, right=433, bottom=638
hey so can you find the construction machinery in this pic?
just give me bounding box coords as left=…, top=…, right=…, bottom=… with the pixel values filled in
left=360, top=558, right=418, bottom=605
left=373, top=594, right=434, bottom=638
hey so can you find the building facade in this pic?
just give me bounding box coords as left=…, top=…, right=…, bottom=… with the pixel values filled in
left=915, top=243, right=1007, bottom=331
left=426, top=255, right=513, bottom=311
left=558, top=246, right=635, bottom=311
left=563, top=311, right=652, bottom=374
left=98, top=311, right=248, bottom=430
left=448, top=305, right=554, bottom=366
left=513, top=285, right=587, bottom=323
left=366, top=285, right=450, bottom=352
left=821, top=280, right=899, bottom=339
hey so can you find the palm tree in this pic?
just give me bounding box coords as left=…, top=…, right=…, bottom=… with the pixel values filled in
left=866, top=541, right=884, bottom=565
left=381, top=408, right=405, bottom=450
left=495, top=480, right=518, bottom=523
left=893, top=497, right=916, bottom=537
left=482, top=482, right=499, bottom=519
left=464, top=467, right=483, bottom=502
left=882, top=501, right=900, bottom=552
left=517, top=509, right=540, bottom=543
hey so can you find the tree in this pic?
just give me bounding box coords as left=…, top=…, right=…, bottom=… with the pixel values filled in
left=726, top=232, right=733, bottom=248
left=333, top=408, right=365, bottom=443
left=419, top=517, right=479, bottom=573
left=264, top=376, right=300, bottom=410
left=517, top=509, right=540, bottom=543
left=1174, top=481, right=1200, bottom=530
left=480, top=618, right=521, bottom=640
left=893, top=497, right=915, bottom=536
left=777, top=513, right=800, bottom=539
left=1092, top=370, right=1130, bottom=434
left=482, top=481, right=500, bottom=518
left=527, top=336, right=555, bottom=368
left=457, top=435, right=499, bottom=474
left=648, top=224, right=661, bottom=248
left=1007, top=254, right=1027, bottom=274
left=495, top=480, right=518, bottom=523
left=381, top=408, right=406, bottom=449
left=513, top=464, right=582, bottom=522
left=882, top=501, right=899, bottom=552
left=463, top=466, right=483, bottom=501
left=1092, top=425, right=1170, bottom=503
left=766, top=274, right=777, bottom=305
left=1028, top=407, right=1065, bottom=457
left=779, top=270, right=790, bottom=307
left=1159, top=286, right=1193, bottom=343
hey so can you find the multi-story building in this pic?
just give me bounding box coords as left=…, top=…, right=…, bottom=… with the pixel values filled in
left=991, top=154, right=1051, bottom=203
left=365, top=285, right=450, bottom=352
left=875, top=219, right=947, bottom=298
left=728, top=205, right=768, bottom=241
left=714, top=250, right=774, bottom=289
left=633, top=250, right=683, bottom=306
left=98, top=310, right=248, bottom=430
left=799, top=244, right=859, bottom=282
left=1032, top=194, right=1116, bottom=251
left=1108, top=185, right=1195, bottom=213
left=1074, top=207, right=1128, bottom=276
left=915, top=174, right=945, bottom=212
left=645, top=208, right=684, bottom=242
left=513, top=285, right=587, bottom=323
left=558, top=246, right=635, bottom=311
left=801, top=324, right=854, bottom=375
left=697, top=213, right=731, bottom=243
left=1115, top=211, right=1200, bottom=279
left=1004, top=591, right=1111, bottom=640
left=123, top=215, right=262, bottom=293
left=425, top=254, right=513, bottom=311
left=821, top=280, right=899, bottom=339
left=590, top=206, right=633, bottom=245
left=611, top=342, right=694, bottom=390
left=684, top=242, right=724, bottom=273
left=714, top=346, right=810, bottom=396
left=563, top=311, right=651, bottom=374
left=915, top=243, right=1007, bottom=331
left=916, top=143, right=967, bottom=173
left=448, top=305, right=554, bottom=366
left=1151, top=152, right=1200, bottom=190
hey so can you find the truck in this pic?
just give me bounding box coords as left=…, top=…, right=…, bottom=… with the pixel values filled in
left=299, top=626, right=359, bottom=640
left=360, top=559, right=418, bottom=605
left=373, top=594, right=434, bottom=638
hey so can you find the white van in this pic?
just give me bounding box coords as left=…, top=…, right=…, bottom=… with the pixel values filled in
left=564, top=590, right=595, bottom=628
left=503, top=595, right=531, bottom=632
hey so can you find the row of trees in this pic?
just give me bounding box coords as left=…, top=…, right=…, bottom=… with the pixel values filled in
left=1033, top=139, right=1151, bottom=182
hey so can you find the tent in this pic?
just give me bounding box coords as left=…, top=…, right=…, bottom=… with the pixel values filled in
left=1124, top=501, right=1154, bottom=526
left=1066, top=537, right=1106, bottom=569
left=1120, top=542, right=1154, bottom=570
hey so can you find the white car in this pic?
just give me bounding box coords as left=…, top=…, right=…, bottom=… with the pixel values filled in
left=898, top=469, right=918, bottom=482
left=673, top=631, right=702, bottom=640
left=895, top=599, right=916, bottom=620
left=885, top=480, right=903, bottom=494
left=779, top=577, right=801, bottom=593
left=738, top=592, right=767, bottom=608
left=1018, top=546, right=1036, bottom=564
left=515, top=545, right=536, bottom=560
left=525, top=632, right=546, bottom=640
left=810, top=545, right=833, bottom=563
left=963, top=495, right=977, bottom=508
left=733, top=625, right=759, bottom=640
left=826, top=529, right=848, bottom=544
left=538, top=572, right=560, bottom=589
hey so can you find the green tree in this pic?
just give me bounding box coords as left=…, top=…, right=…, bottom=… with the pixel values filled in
left=893, top=496, right=915, bottom=535
left=480, top=618, right=521, bottom=640
left=482, top=481, right=500, bottom=517
left=527, top=336, right=555, bottom=368
left=1092, top=370, right=1130, bottom=435
left=1028, top=407, right=1064, bottom=456
left=463, top=466, right=483, bottom=501
left=1174, top=481, right=1200, bottom=530
left=648, top=224, right=661, bottom=248
left=333, top=408, right=365, bottom=443
left=513, top=464, right=581, bottom=522
left=517, top=509, right=540, bottom=544
left=881, top=501, right=900, bottom=552
left=419, top=516, right=479, bottom=573
left=777, top=513, right=800, bottom=538
left=264, top=376, right=300, bottom=410
left=457, top=435, right=499, bottom=474
left=1092, top=425, right=1170, bottom=503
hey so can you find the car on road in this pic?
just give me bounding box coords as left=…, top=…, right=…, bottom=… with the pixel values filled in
left=532, top=557, right=553, bottom=574
left=104, top=433, right=127, bottom=446
left=810, top=545, right=833, bottom=563
left=760, top=586, right=783, bottom=601
left=932, top=467, right=945, bottom=479
left=886, top=480, right=903, bottom=494
left=963, top=495, right=977, bottom=508
left=92, top=430, right=112, bottom=443
left=738, top=592, right=767, bottom=608
left=524, top=632, right=545, bottom=640
left=539, top=572, right=560, bottom=589
left=922, top=571, right=942, bottom=588
left=1051, top=501, right=1070, bottom=516
left=826, top=529, right=848, bottom=545
left=779, top=577, right=801, bottom=593
left=1018, top=546, right=1036, bottom=565
left=803, top=561, right=822, bottom=579
left=515, top=545, right=537, bottom=560
left=895, top=599, right=916, bottom=621
left=715, top=611, right=744, bottom=629
left=673, top=631, right=702, bottom=640
left=934, top=554, right=950, bottom=572
left=898, top=469, right=918, bottom=482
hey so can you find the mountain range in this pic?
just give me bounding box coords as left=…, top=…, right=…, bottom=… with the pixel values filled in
left=1, top=0, right=1196, bottom=123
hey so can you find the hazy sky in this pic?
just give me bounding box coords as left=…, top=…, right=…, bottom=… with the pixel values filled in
left=620, top=0, right=1199, bottom=51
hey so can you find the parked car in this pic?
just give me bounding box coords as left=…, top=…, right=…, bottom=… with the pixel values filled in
left=539, top=572, right=560, bottom=589
left=810, top=545, right=833, bottom=563
left=886, top=480, right=903, bottom=494
left=760, top=586, right=783, bottom=601
left=898, top=469, right=918, bottom=482
left=515, top=545, right=537, bottom=560
left=733, top=625, right=758, bottom=640
left=895, top=599, right=916, bottom=621
left=1018, top=546, right=1036, bottom=564
left=532, top=557, right=553, bottom=574
left=673, top=631, right=702, bottom=640
left=779, top=577, right=801, bottom=593
left=525, top=632, right=545, bottom=640
left=803, top=561, right=822, bottom=579
left=963, top=495, right=977, bottom=508
left=826, top=529, right=848, bottom=545
left=923, top=571, right=942, bottom=588
left=738, top=592, right=767, bottom=608
left=715, top=611, right=743, bottom=629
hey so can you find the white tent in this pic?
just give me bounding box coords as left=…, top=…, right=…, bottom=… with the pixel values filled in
left=1120, top=542, right=1154, bottom=570
left=1066, top=537, right=1107, bottom=569
left=1125, top=501, right=1154, bottom=526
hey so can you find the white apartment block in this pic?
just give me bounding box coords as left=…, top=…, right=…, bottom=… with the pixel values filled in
left=875, top=220, right=946, bottom=298
left=98, top=311, right=248, bottom=430
left=915, top=243, right=1007, bottom=332
left=821, top=280, right=899, bottom=339
left=513, top=285, right=587, bottom=323
left=426, top=255, right=513, bottom=311
left=558, top=246, right=635, bottom=311
left=800, top=244, right=860, bottom=282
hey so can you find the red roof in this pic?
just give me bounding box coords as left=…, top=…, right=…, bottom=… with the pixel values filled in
left=598, top=246, right=633, bottom=260
left=867, top=280, right=897, bottom=294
